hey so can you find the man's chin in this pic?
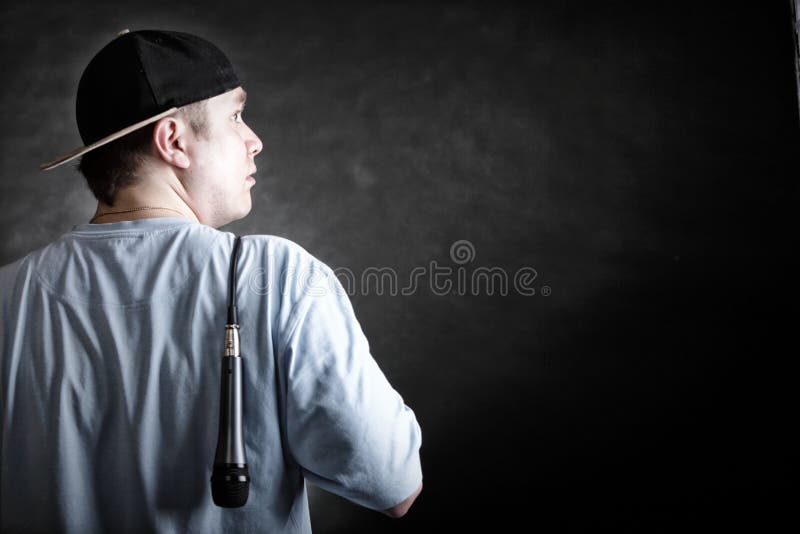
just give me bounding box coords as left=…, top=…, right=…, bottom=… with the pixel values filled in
left=206, top=205, right=252, bottom=228
left=240, top=198, right=253, bottom=219
left=215, top=203, right=252, bottom=229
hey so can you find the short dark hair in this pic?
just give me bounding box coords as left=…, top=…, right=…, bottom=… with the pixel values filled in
left=77, top=100, right=208, bottom=206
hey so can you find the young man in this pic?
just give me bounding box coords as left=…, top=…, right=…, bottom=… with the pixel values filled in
left=0, top=30, right=422, bottom=532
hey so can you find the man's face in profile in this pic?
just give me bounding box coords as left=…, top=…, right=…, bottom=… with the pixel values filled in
left=180, top=86, right=262, bottom=228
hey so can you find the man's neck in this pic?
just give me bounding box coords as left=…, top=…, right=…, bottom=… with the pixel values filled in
left=90, top=174, right=200, bottom=224
left=90, top=206, right=197, bottom=224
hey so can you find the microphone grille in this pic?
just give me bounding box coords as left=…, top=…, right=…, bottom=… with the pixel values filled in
left=211, top=464, right=250, bottom=508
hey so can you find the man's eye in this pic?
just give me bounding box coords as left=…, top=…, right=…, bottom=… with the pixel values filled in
left=232, top=111, right=242, bottom=122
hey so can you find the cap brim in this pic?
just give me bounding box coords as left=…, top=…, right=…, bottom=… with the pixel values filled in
left=40, top=107, right=179, bottom=171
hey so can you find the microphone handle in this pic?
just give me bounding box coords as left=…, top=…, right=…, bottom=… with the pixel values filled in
left=211, top=354, right=249, bottom=507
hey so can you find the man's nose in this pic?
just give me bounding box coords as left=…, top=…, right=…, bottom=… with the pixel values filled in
left=246, top=126, right=263, bottom=157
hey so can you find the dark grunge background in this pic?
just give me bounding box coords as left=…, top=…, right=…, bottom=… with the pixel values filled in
left=1, top=1, right=796, bottom=531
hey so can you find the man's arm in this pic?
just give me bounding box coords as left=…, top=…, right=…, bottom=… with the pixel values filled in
left=279, top=256, right=423, bottom=513
left=383, top=482, right=423, bottom=518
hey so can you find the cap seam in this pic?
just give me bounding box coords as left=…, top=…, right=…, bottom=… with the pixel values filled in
left=132, top=35, right=162, bottom=108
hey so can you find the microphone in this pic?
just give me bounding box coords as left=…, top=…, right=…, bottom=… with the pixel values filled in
left=211, top=236, right=249, bottom=507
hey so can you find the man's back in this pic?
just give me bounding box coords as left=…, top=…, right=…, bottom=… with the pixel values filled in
left=0, top=218, right=422, bottom=533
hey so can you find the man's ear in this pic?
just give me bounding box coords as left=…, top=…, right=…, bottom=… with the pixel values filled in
left=152, top=115, right=191, bottom=169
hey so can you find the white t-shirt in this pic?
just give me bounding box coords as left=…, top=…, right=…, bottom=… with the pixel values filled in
left=0, top=217, right=422, bottom=533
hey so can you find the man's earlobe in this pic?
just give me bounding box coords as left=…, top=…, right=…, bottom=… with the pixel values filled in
left=173, top=151, right=191, bottom=168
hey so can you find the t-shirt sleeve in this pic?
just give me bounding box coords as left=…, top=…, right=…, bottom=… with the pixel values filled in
left=278, top=264, right=422, bottom=511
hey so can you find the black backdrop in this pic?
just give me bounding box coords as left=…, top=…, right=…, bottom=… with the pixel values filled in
left=1, top=1, right=796, bottom=531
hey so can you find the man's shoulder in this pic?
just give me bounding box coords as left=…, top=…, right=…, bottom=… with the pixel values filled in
left=237, top=233, right=332, bottom=275
left=0, top=242, right=47, bottom=289
left=234, top=234, right=338, bottom=306
left=242, top=233, right=307, bottom=256
left=0, top=248, right=39, bottom=313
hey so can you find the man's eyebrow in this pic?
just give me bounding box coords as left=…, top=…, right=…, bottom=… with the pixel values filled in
left=237, top=89, right=248, bottom=106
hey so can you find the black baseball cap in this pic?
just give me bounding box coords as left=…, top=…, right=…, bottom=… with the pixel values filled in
left=41, top=29, right=240, bottom=170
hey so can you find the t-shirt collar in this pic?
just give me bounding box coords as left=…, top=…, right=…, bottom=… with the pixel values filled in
left=71, top=217, right=200, bottom=235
